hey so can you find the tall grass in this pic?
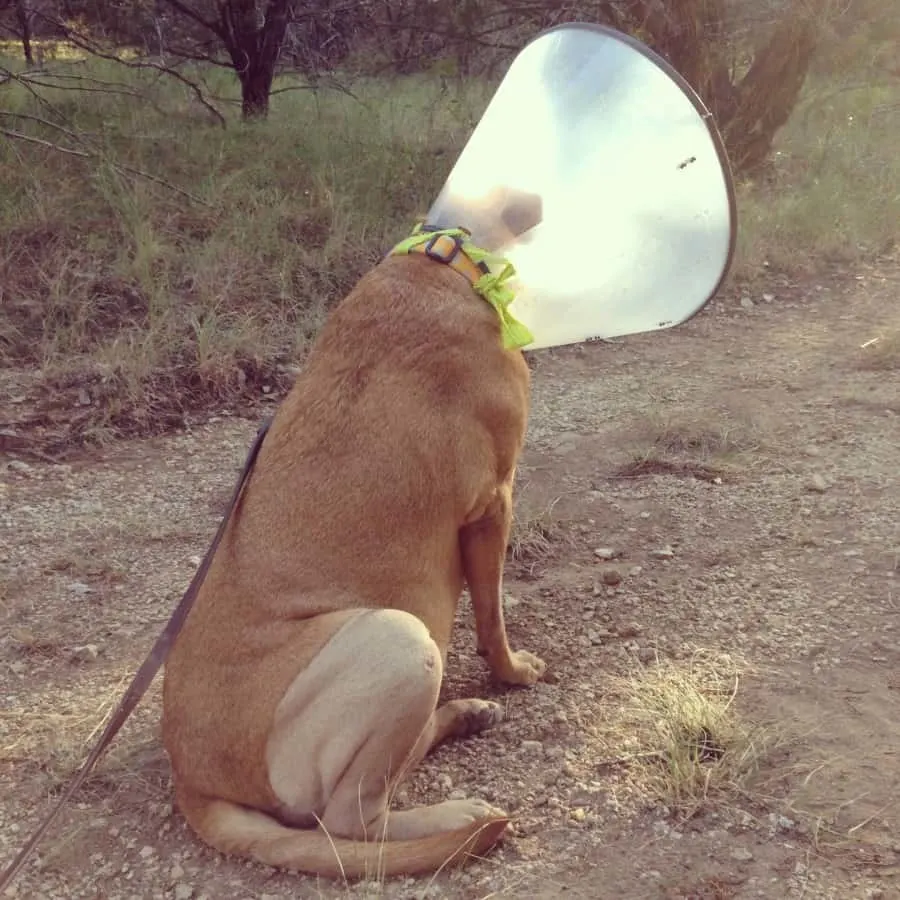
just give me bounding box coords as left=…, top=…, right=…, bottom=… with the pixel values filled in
left=0, top=60, right=491, bottom=445
left=1, top=50, right=896, bottom=448
left=735, top=77, right=898, bottom=278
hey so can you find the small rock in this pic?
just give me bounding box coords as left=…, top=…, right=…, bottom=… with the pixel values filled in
left=69, top=581, right=94, bottom=596
left=806, top=474, right=828, bottom=493
left=448, top=789, right=466, bottom=801
left=71, top=644, right=100, bottom=663
left=520, top=740, right=543, bottom=754
left=616, top=622, right=642, bottom=639
left=651, top=546, right=675, bottom=559
left=770, top=813, right=795, bottom=832
left=173, top=885, right=194, bottom=900
left=599, top=567, right=622, bottom=586
left=731, top=847, right=754, bottom=862
left=139, top=845, right=155, bottom=858
left=570, top=807, right=586, bottom=822
left=169, top=864, right=186, bottom=882
left=740, top=296, right=754, bottom=310
left=762, top=292, right=775, bottom=302
left=593, top=548, right=617, bottom=560
left=435, top=773, right=452, bottom=791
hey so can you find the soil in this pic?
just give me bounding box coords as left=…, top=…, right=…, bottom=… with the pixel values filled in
left=1, top=258, right=899, bottom=900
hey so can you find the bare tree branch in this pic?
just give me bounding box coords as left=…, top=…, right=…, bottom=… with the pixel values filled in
left=0, top=68, right=212, bottom=206
left=0, top=127, right=91, bottom=157
left=46, top=29, right=228, bottom=127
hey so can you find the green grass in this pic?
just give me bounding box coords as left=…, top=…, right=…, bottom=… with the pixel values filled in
left=734, top=77, right=899, bottom=279
left=1, top=51, right=896, bottom=450
left=0, top=60, right=491, bottom=447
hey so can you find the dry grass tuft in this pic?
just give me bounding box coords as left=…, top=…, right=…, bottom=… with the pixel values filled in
left=616, top=408, right=765, bottom=480
left=507, top=500, right=570, bottom=576
left=0, top=677, right=168, bottom=807
left=594, top=650, right=777, bottom=818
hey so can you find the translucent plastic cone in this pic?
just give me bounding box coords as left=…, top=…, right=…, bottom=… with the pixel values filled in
left=425, top=23, right=737, bottom=350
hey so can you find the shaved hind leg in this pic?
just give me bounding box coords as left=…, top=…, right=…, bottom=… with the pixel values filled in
left=266, top=609, right=506, bottom=845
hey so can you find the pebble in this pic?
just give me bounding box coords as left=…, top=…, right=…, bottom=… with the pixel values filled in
left=806, top=473, right=829, bottom=493
left=71, top=644, right=100, bottom=663
left=520, top=740, right=543, bottom=753
left=616, top=622, right=642, bottom=639
left=740, top=297, right=754, bottom=310
left=731, top=847, right=754, bottom=862
left=593, top=547, right=617, bottom=560
left=169, top=864, right=185, bottom=881
left=651, top=546, right=675, bottom=559
left=599, top=567, right=622, bottom=586
left=68, top=581, right=95, bottom=595
left=173, top=885, right=194, bottom=900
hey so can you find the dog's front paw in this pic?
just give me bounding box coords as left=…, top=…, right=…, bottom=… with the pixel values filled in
left=497, top=649, right=546, bottom=686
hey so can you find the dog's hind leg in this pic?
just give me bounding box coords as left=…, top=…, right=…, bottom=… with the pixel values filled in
left=266, top=608, right=506, bottom=844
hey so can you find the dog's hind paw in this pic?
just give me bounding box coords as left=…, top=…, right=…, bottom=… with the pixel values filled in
left=440, top=698, right=504, bottom=739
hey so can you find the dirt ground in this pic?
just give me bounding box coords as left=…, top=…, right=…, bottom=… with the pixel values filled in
left=1, top=258, right=899, bottom=900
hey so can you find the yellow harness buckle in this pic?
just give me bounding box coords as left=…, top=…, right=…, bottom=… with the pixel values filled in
left=410, top=230, right=488, bottom=287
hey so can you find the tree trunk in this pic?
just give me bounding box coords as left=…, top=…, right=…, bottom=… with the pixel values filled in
left=724, top=11, right=819, bottom=172
left=220, top=0, right=293, bottom=120
left=15, top=0, right=34, bottom=67
left=630, top=0, right=818, bottom=173
left=239, top=64, right=276, bottom=118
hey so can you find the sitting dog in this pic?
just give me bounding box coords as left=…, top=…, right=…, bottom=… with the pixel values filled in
left=162, top=196, right=545, bottom=878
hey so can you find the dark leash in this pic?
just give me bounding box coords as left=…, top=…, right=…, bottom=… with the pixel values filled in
left=0, top=418, right=272, bottom=893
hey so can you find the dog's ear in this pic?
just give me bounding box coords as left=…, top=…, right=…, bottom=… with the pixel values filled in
left=498, top=189, right=543, bottom=240
left=465, top=186, right=544, bottom=251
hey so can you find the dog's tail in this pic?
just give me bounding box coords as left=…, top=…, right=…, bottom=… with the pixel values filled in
left=181, top=793, right=509, bottom=879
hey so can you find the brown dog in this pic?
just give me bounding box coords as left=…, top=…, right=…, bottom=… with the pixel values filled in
left=161, top=226, right=546, bottom=878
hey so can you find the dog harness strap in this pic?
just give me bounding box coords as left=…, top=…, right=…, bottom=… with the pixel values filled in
left=390, top=226, right=535, bottom=351
left=0, top=419, right=272, bottom=894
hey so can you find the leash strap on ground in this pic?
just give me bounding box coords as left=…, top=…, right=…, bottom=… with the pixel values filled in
left=0, top=418, right=272, bottom=893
